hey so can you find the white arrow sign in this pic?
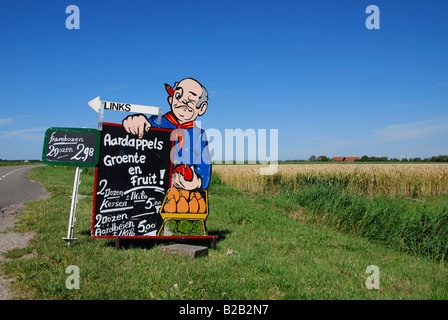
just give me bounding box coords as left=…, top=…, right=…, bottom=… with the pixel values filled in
left=88, top=96, right=162, bottom=129
left=88, top=96, right=161, bottom=116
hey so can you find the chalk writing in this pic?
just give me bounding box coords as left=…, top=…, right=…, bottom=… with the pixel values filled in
left=42, top=127, right=100, bottom=167
left=92, top=123, right=173, bottom=237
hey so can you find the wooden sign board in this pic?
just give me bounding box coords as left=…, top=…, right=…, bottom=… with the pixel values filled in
left=92, top=123, right=173, bottom=238
left=42, top=127, right=100, bottom=167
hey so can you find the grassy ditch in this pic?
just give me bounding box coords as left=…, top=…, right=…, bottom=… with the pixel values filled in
left=269, top=181, right=448, bottom=263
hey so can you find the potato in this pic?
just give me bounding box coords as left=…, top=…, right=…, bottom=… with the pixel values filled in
left=198, top=197, right=206, bottom=213
left=172, top=187, right=180, bottom=202
left=164, top=198, right=177, bottom=213
left=179, top=189, right=190, bottom=200
left=163, top=188, right=206, bottom=214
left=177, top=196, right=189, bottom=213
left=189, top=197, right=199, bottom=213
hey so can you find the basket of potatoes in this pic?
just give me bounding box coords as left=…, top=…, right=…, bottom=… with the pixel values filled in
left=159, top=187, right=208, bottom=221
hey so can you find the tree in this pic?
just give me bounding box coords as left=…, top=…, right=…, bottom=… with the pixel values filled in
left=360, top=155, right=370, bottom=162
left=308, top=155, right=316, bottom=162
left=317, top=155, right=329, bottom=162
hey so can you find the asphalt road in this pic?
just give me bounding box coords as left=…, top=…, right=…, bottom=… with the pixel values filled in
left=0, top=165, right=48, bottom=213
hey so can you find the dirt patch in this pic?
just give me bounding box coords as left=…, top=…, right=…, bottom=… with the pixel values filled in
left=0, top=205, right=36, bottom=300
left=289, top=206, right=308, bottom=224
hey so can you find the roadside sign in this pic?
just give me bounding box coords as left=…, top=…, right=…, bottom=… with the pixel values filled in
left=87, top=96, right=162, bottom=130
left=91, top=123, right=173, bottom=238
left=42, top=127, right=100, bottom=167
left=88, top=96, right=162, bottom=117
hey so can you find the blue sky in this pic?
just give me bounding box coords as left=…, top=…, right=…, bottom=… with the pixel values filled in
left=1, top=0, right=447, bottom=160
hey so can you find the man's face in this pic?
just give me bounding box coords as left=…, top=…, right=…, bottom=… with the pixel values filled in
left=169, top=79, right=207, bottom=123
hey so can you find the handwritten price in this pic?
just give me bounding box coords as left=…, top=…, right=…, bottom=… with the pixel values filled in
left=70, top=144, right=94, bottom=162
left=138, top=220, right=156, bottom=233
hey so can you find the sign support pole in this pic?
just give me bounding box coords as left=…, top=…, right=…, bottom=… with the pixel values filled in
left=63, top=166, right=82, bottom=246
left=157, top=106, right=162, bottom=125
left=98, top=101, right=105, bottom=131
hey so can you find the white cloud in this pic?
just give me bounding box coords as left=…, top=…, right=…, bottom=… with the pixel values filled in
left=0, top=118, right=13, bottom=126
left=0, top=127, right=47, bottom=142
left=431, top=82, right=448, bottom=88
left=373, top=118, right=448, bottom=142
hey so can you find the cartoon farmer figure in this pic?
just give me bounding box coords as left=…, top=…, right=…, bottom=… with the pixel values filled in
left=122, top=77, right=211, bottom=235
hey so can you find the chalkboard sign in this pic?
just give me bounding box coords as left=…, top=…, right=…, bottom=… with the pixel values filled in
left=42, top=127, right=100, bottom=167
left=92, top=123, right=173, bottom=238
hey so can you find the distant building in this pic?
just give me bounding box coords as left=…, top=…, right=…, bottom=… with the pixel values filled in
left=331, top=156, right=359, bottom=162
left=344, top=157, right=359, bottom=162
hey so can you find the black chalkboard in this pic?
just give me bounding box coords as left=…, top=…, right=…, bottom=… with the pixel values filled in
left=92, top=123, right=173, bottom=238
left=42, top=127, right=100, bottom=167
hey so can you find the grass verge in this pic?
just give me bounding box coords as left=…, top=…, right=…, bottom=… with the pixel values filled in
left=1, top=166, right=447, bottom=299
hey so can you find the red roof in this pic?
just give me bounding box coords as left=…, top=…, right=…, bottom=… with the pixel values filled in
left=332, top=157, right=345, bottom=161
left=344, top=157, right=359, bottom=162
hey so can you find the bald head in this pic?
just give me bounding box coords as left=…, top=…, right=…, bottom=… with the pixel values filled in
left=169, top=78, right=208, bottom=124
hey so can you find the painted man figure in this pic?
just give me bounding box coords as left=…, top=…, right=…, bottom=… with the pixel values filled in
left=122, top=77, right=211, bottom=191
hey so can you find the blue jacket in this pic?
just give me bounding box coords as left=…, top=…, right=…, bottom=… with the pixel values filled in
left=147, top=112, right=212, bottom=190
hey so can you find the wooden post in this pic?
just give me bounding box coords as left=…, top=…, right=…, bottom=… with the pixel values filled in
left=212, top=236, right=217, bottom=250
left=115, top=236, right=121, bottom=250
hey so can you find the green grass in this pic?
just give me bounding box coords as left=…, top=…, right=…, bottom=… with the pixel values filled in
left=0, top=160, right=43, bottom=167
left=273, top=183, right=448, bottom=263
left=1, top=166, right=447, bottom=299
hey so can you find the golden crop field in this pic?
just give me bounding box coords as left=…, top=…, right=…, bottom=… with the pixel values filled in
left=213, top=163, right=448, bottom=197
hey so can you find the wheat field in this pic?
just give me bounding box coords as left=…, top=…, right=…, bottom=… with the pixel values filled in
left=213, top=163, right=448, bottom=197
